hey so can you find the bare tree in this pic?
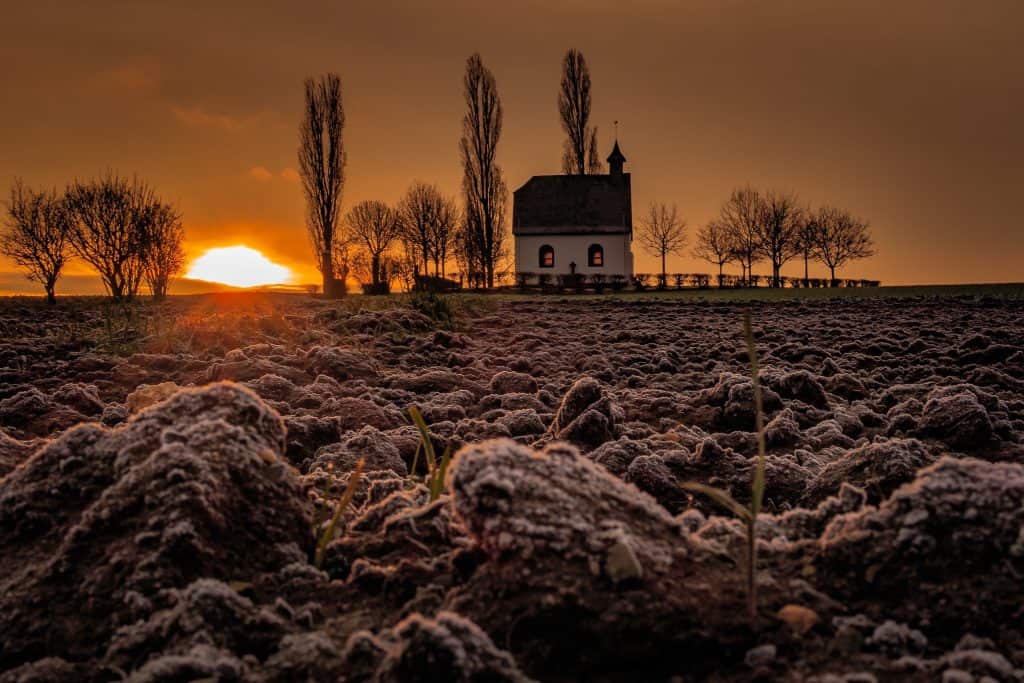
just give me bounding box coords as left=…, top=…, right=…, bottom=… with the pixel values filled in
left=430, top=194, right=459, bottom=278
left=558, top=49, right=601, bottom=175
left=298, top=74, right=346, bottom=297
left=398, top=182, right=437, bottom=277
left=330, top=234, right=353, bottom=295
left=65, top=173, right=156, bottom=302
left=796, top=213, right=817, bottom=287
left=459, top=53, right=508, bottom=289
left=810, top=205, right=875, bottom=285
left=755, top=190, right=804, bottom=287
left=718, top=185, right=763, bottom=284
left=0, top=180, right=72, bottom=304
left=142, top=202, right=185, bottom=299
left=345, top=200, right=401, bottom=292
left=586, top=127, right=602, bottom=175
left=692, top=219, right=734, bottom=286
left=636, top=203, right=687, bottom=286
left=397, top=182, right=458, bottom=278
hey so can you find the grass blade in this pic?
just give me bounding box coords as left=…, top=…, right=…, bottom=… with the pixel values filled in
left=681, top=482, right=752, bottom=522
left=743, top=313, right=767, bottom=518
left=408, top=405, right=436, bottom=474
left=314, top=458, right=365, bottom=570
left=429, top=444, right=453, bottom=502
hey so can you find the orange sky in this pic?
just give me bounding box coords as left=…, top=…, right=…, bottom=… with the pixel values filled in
left=1, top=0, right=1022, bottom=292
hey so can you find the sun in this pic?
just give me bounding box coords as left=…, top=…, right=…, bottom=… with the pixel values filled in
left=185, top=245, right=293, bottom=288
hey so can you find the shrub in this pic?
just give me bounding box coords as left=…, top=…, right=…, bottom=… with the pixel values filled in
left=408, top=290, right=456, bottom=329
left=572, top=273, right=586, bottom=294
left=413, top=274, right=460, bottom=293
left=515, top=272, right=533, bottom=292
left=589, top=273, right=606, bottom=293
left=632, top=273, right=650, bottom=292
left=609, top=274, right=627, bottom=292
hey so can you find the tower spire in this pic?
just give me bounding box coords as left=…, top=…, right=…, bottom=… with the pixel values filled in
left=607, top=124, right=626, bottom=177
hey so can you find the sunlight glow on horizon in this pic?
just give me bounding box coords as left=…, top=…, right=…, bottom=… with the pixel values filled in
left=185, top=245, right=293, bottom=288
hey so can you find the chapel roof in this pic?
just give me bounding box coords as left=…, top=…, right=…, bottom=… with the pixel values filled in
left=512, top=172, right=632, bottom=236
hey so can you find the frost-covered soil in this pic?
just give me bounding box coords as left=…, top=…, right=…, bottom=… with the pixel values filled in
left=1, top=293, right=1023, bottom=682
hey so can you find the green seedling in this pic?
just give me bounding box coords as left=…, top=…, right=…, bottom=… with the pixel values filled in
left=409, top=405, right=452, bottom=502
left=682, top=312, right=767, bottom=627
left=314, top=457, right=365, bottom=570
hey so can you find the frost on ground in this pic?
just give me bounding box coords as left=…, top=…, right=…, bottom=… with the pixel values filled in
left=0, top=293, right=1023, bottom=681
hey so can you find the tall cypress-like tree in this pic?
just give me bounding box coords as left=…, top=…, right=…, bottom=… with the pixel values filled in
left=298, top=74, right=346, bottom=297
left=459, top=53, right=507, bottom=289
left=559, top=49, right=602, bottom=175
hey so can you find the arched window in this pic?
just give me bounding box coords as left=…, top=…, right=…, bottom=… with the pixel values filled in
left=539, top=244, right=554, bottom=268
left=588, top=243, right=604, bottom=267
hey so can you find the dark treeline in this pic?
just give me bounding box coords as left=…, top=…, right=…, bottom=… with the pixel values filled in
left=0, top=174, right=185, bottom=302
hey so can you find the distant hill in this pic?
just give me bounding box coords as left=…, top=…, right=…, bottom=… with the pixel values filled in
left=0, top=272, right=274, bottom=297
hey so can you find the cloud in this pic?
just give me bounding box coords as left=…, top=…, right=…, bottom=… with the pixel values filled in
left=172, top=105, right=246, bottom=130
left=248, top=166, right=273, bottom=181
left=93, top=62, right=160, bottom=91
left=280, top=167, right=300, bottom=183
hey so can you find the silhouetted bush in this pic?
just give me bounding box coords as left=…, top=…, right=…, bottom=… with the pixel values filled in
left=413, top=274, right=460, bottom=293
left=572, top=273, right=586, bottom=294
left=590, top=273, right=606, bottom=293
left=610, top=274, right=626, bottom=292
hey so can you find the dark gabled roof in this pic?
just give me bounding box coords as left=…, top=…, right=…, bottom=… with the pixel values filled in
left=512, top=173, right=632, bottom=236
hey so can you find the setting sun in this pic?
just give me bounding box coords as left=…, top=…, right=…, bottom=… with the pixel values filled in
left=185, top=245, right=293, bottom=288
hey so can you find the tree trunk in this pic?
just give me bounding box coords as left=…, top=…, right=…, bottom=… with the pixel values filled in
left=45, top=283, right=56, bottom=305
left=372, top=254, right=381, bottom=286
left=321, top=251, right=334, bottom=298
left=803, top=254, right=809, bottom=288
left=830, top=265, right=836, bottom=286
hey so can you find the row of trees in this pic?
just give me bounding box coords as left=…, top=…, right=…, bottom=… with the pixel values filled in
left=638, top=186, right=875, bottom=287
left=0, top=175, right=185, bottom=302
left=331, top=179, right=501, bottom=294
left=299, top=52, right=877, bottom=294
left=300, top=54, right=509, bottom=296
left=302, top=46, right=601, bottom=294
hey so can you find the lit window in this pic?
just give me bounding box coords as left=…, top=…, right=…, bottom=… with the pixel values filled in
left=539, top=245, right=554, bottom=268
left=588, top=244, right=604, bottom=267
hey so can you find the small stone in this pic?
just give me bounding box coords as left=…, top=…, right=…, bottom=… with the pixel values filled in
left=744, top=644, right=776, bottom=668
left=776, top=604, right=819, bottom=635
left=605, top=537, right=643, bottom=583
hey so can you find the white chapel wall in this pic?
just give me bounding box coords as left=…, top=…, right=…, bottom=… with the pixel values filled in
left=514, top=233, right=634, bottom=277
